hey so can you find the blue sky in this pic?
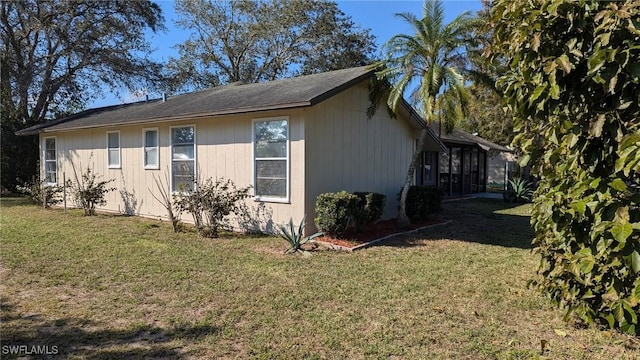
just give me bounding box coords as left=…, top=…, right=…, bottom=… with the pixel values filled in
left=92, top=0, right=482, bottom=108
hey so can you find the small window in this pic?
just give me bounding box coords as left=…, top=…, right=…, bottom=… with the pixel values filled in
left=253, top=118, right=288, bottom=201
left=43, top=137, right=57, bottom=184
left=143, top=128, right=159, bottom=169
left=171, top=126, right=195, bottom=192
left=107, top=131, right=120, bottom=168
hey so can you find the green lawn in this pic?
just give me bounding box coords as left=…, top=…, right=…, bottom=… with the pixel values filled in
left=1, top=197, right=638, bottom=359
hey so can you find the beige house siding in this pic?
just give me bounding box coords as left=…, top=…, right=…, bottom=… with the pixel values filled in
left=304, top=80, right=420, bottom=229
left=486, top=150, right=518, bottom=192
left=41, top=110, right=306, bottom=232
left=39, top=79, right=435, bottom=235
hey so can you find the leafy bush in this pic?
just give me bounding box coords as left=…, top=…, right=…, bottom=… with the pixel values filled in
left=67, top=163, right=115, bottom=216
left=16, top=179, right=63, bottom=208
left=315, top=191, right=360, bottom=236
left=405, top=186, right=443, bottom=222
left=173, top=177, right=250, bottom=238
left=277, top=216, right=323, bottom=256
left=492, top=0, right=640, bottom=334
left=352, top=192, right=386, bottom=232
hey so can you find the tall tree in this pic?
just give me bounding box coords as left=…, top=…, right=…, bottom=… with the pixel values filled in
left=459, top=0, right=514, bottom=147
left=371, top=0, right=477, bottom=226
left=491, top=0, right=639, bottom=334
left=1, top=0, right=164, bottom=190
left=166, top=0, right=376, bottom=91
left=459, top=84, right=513, bottom=146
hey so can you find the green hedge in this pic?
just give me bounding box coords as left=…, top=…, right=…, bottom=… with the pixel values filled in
left=353, top=192, right=386, bottom=232
left=315, top=191, right=386, bottom=236
left=405, top=186, right=443, bottom=222
left=315, top=191, right=360, bottom=236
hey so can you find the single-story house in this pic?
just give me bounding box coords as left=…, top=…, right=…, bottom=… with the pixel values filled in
left=17, top=66, right=444, bottom=234
left=416, top=123, right=516, bottom=196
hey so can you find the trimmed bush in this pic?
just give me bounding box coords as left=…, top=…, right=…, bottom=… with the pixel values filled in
left=353, top=192, right=386, bottom=232
left=315, top=191, right=360, bottom=236
left=405, top=186, right=443, bottom=222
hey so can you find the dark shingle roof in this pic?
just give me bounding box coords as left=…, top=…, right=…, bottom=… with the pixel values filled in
left=428, top=123, right=513, bottom=153
left=17, top=66, right=376, bottom=135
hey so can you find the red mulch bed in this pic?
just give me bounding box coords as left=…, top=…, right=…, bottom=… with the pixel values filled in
left=315, top=218, right=447, bottom=249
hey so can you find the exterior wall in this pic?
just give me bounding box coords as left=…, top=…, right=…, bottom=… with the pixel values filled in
left=304, top=80, right=424, bottom=230
left=486, top=150, right=517, bottom=192
left=40, top=109, right=306, bottom=233
left=39, top=79, right=436, bottom=234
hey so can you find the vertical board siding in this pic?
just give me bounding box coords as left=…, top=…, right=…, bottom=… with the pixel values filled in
left=39, top=80, right=434, bottom=236
left=304, top=80, right=424, bottom=231
left=42, top=110, right=306, bottom=233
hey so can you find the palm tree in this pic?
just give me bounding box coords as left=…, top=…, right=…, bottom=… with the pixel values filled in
left=370, top=0, right=477, bottom=227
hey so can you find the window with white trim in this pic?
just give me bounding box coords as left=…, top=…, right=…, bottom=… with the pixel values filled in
left=171, top=126, right=195, bottom=192
left=107, top=131, right=120, bottom=168
left=254, top=119, right=288, bottom=200
left=143, top=128, right=159, bottom=169
left=43, top=137, right=57, bottom=184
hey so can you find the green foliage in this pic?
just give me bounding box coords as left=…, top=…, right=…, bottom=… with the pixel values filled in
left=16, top=179, right=63, bottom=209
left=2, top=1, right=164, bottom=190
left=405, top=186, right=443, bottom=223
left=460, top=84, right=515, bottom=146
left=168, top=0, right=375, bottom=91
left=277, top=216, right=323, bottom=256
left=315, top=191, right=387, bottom=236
left=314, top=191, right=360, bottom=236
left=352, top=192, right=386, bottom=233
left=505, top=177, right=534, bottom=203
left=492, top=0, right=640, bottom=334
left=370, top=0, right=478, bottom=226
left=173, top=177, right=251, bottom=238
left=67, top=163, right=116, bottom=216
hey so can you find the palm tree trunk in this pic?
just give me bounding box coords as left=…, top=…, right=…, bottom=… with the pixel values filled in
left=397, top=128, right=428, bottom=228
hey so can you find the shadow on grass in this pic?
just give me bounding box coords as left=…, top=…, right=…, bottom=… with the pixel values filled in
left=0, top=297, right=218, bottom=359
left=0, top=197, right=36, bottom=208
left=379, top=198, right=534, bottom=250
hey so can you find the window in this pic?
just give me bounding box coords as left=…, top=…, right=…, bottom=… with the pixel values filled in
left=143, top=128, right=159, bottom=169
left=171, top=126, right=195, bottom=192
left=43, top=137, right=57, bottom=184
left=253, top=118, right=288, bottom=201
left=107, top=131, right=120, bottom=168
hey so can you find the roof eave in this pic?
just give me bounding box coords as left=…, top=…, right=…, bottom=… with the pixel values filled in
left=308, top=69, right=375, bottom=106
left=22, top=101, right=313, bottom=134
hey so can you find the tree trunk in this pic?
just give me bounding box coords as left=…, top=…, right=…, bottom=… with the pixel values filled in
left=397, top=128, right=429, bottom=228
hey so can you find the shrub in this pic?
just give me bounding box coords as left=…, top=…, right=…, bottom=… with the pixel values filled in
left=277, top=216, right=323, bottom=256
left=405, top=186, right=443, bottom=222
left=505, top=177, right=534, bottom=203
left=67, top=163, right=115, bottom=216
left=16, top=178, right=63, bottom=208
left=173, top=177, right=251, bottom=238
left=492, top=0, right=640, bottom=333
left=352, top=192, right=386, bottom=232
left=315, top=191, right=360, bottom=236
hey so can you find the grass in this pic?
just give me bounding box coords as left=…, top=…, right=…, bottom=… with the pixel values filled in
left=1, top=197, right=638, bottom=359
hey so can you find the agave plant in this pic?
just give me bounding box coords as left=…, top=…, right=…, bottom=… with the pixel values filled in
left=277, top=216, right=323, bottom=256
left=507, top=177, right=534, bottom=203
